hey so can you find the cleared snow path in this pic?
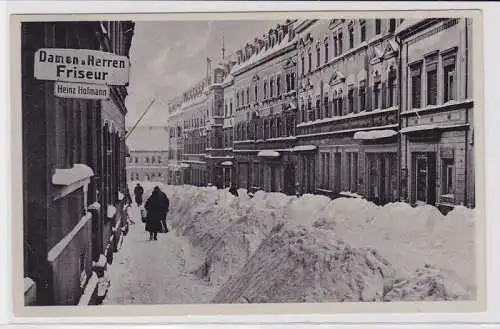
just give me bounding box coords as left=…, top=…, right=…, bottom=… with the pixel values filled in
left=103, top=203, right=217, bottom=305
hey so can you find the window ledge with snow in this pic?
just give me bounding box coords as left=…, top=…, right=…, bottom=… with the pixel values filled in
left=52, top=164, right=94, bottom=199
left=257, top=150, right=281, bottom=157
left=353, top=129, right=398, bottom=140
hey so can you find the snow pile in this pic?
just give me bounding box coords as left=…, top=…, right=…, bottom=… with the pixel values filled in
left=135, top=183, right=476, bottom=303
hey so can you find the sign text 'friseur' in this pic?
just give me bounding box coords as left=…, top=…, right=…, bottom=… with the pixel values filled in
left=34, top=48, right=130, bottom=86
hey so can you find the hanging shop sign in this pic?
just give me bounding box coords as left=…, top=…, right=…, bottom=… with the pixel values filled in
left=54, top=82, right=110, bottom=100
left=34, top=48, right=130, bottom=86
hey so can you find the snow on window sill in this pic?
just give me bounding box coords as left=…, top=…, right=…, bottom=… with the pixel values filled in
left=52, top=164, right=94, bottom=200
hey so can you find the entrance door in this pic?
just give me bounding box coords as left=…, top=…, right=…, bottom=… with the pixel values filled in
left=414, top=152, right=436, bottom=205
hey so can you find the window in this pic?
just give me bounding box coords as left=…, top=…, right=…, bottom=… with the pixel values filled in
left=264, top=81, right=268, bottom=99
left=254, top=85, right=258, bottom=102
left=316, top=99, right=321, bottom=120
left=359, top=80, right=366, bottom=112
left=334, top=94, right=343, bottom=116
left=333, top=35, right=338, bottom=57
left=388, top=68, right=397, bottom=107
left=300, top=104, right=305, bottom=123
left=270, top=78, right=274, bottom=98
left=230, top=100, right=233, bottom=115
left=348, top=87, right=354, bottom=113
left=389, top=19, right=396, bottom=33
left=347, top=152, right=358, bottom=192
left=307, top=99, right=313, bottom=121
left=375, top=19, right=381, bottom=34
left=246, top=87, right=250, bottom=105
left=225, top=103, right=228, bottom=116
left=360, top=20, right=366, bottom=42
left=443, top=54, right=456, bottom=102
left=145, top=156, right=149, bottom=163
left=348, top=24, right=354, bottom=49
left=152, top=156, right=156, bottom=163
left=338, top=32, right=343, bottom=55
left=426, top=59, right=438, bottom=106
left=324, top=41, right=329, bottom=63
left=236, top=93, right=240, bottom=107
left=410, top=64, right=422, bottom=109
left=158, top=156, right=162, bottom=163
left=308, top=51, right=312, bottom=72
left=291, top=73, right=296, bottom=91
left=277, top=75, right=281, bottom=95
left=316, top=47, right=321, bottom=68
left=442, top=158, right=455, bottom=194
left=374, top=82, right=381, bottom=109
left=301, top=55, right=305, bottom=75
left=324, top=95, right=329, bottom=118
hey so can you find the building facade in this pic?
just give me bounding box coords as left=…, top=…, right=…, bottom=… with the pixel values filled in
left=295, top=18, right=404, bottom=204
left=397, top=18, right=474, bottom=210
left=231, top=20, right=302, bottom=194
left=126, top=126, right=170, bottom=183
left=22, top=21, right=134, bottom=305
left=166, top=97, right=189, bottom=185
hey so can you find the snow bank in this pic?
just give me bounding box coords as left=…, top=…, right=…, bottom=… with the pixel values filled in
left=135, top=183, right=476, bottom=302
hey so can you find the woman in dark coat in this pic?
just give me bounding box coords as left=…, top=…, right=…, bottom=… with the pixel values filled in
left=144, top=186, right=169, bottom=240
left=134, top=183, right=144, bottom=206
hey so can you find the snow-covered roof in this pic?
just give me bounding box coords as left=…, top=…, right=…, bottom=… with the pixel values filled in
left=127, top=126, right=170, bottom=151
left=230, top=34, right=295, bottom=76
left=257, top=150, right=280, bottom=157
left=353, top=129, right=398, bottom=140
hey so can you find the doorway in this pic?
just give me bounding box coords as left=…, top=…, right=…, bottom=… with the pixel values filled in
left=284, top=163, right=296, bottom=195
left=413, top=152, right=436, bottom=205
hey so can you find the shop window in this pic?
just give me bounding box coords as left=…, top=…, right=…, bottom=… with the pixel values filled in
left=360, top=20, right=366, bottom=42
left=443, top=54, right=456, bottom=102
left=442, top=158, right=455, bottom=195
left=426, top=56, right=438, bottom=106
left=410, top=63, right=422, bottom=109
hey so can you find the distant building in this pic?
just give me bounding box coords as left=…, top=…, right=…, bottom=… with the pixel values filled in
left=22, top=21, right=135, bottom=305
left=166, top=97, right=189, bottom=185
left=126, top=126, right=170, bottom=183
left=397, top=18, right=474, bottom=210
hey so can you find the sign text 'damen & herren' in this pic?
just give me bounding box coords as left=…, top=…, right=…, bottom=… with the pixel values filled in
left=34, top=48, right=130, bottom=85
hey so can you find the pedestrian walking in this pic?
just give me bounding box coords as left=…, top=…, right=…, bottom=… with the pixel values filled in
left=134, top=183, right=144, bottom=206
left=229, top=184, right=239, bottom=197
left=144, top=186, right=169, bottom=240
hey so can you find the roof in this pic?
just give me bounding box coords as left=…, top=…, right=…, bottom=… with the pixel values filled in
left=126, top=126, right=170, bottom=151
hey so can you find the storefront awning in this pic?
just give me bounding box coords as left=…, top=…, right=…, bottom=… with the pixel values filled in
left=257, top=150, right=280, bottom=157
left=221, top=161, right=233, bottom=166
left=353, top=129, right=398, bottom=140
left=292, top=145, right=317, bottom=152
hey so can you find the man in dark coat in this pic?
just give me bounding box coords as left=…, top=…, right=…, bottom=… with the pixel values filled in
left=144, top=186, right=169, bottom=240
left=229, top=184, right=238, bottom=197
left=159, top=190, right=170, bottom=233
left=134, top=183, right=144, bottom=206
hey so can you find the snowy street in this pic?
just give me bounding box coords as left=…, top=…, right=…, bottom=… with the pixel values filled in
left=103, top=201, right=218, bottom=305
left=103, top=183, right=476, bottom=304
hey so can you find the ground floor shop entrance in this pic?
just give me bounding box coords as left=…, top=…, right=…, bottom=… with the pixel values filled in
left=366, top=152, right=398, bottom=205
left=411, top=152, right=437, bottom=205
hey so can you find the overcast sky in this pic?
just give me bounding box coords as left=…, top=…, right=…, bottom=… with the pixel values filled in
left=125, top=20, right=282, bottom=128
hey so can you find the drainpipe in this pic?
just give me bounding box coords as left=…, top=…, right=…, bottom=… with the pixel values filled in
left=395, top=34, right=403, bottom=201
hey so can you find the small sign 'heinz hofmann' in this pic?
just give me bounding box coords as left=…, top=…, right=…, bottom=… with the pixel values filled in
left=55, top=82, right=110, bottom=100
left=34, top=48, right=130, bottom=86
